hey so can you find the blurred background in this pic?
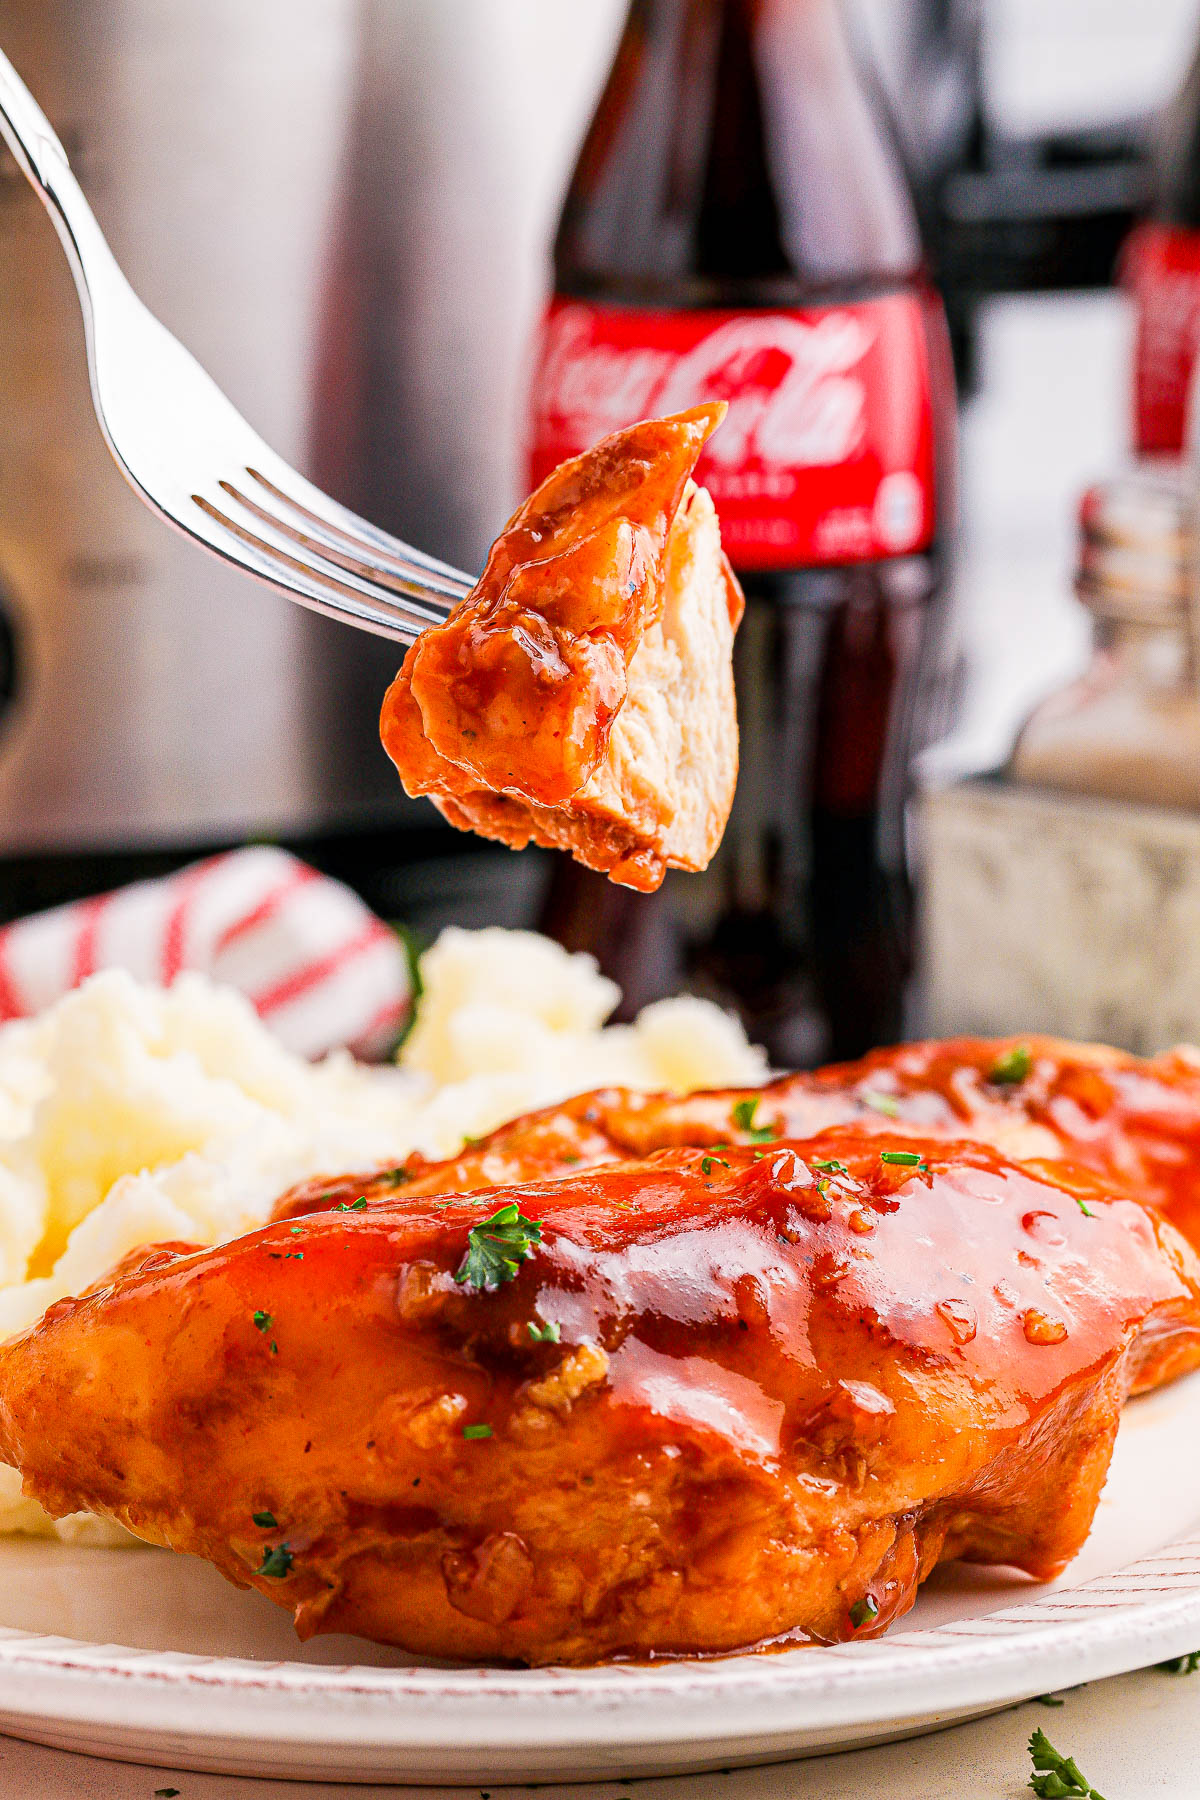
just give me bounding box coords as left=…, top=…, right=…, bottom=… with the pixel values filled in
left=4, top=0, right=1200, bottom=1062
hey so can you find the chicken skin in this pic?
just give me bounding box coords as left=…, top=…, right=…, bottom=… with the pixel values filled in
left=274, top=1035, right=1200, bottom=1253
left=381, top=405, right=744, bottom=892
left=800, top=1035, right=1200, bottom=1245
left=3, top=1132, right=1199, bottom=1666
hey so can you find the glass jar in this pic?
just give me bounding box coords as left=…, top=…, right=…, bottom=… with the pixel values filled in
left=1010, top=470, right=1200, bottom=809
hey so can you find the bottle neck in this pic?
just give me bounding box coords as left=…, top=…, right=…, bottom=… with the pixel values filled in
left=557, top=0, right=923, bottom=305
left=631, top=0, right=843, bottom=25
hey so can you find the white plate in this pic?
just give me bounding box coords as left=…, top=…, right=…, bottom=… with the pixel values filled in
left=0, top=1374, right=1198, bottom=1785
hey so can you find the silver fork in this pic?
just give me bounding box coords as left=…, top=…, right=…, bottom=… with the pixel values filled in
left=0, top=46, right=472, bottom=645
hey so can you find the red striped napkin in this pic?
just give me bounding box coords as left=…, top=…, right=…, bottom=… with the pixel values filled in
left=0, top=847, right=412, bottom=1060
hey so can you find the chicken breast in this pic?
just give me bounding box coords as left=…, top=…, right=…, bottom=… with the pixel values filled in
left=273, top=1034, right=1200, bottom=1254
left=2, top=1133, right=1198, bottom=1666
left=380, top=405, right=743, bottom=892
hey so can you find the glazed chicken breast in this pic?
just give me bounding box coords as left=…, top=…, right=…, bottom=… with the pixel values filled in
left=381, top=405, right=743, bottom=892
left=274, top=1034, right=1200, bottom=1253
left=2, top=1132, right=1198, bottom=1666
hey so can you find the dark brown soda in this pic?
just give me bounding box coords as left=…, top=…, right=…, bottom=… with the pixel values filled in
left=538, top=0, right=956, bottom=1066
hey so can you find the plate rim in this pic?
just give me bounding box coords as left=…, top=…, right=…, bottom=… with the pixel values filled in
left=0, top=1524, right=1196, bottom=1751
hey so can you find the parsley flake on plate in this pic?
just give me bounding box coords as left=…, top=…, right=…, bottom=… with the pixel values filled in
left=528, top=1320, right=561, bottom=1344
left=1027, top=1727, right=1107, bottom=1798
left=454, top=1202, right=542, bottom=1290
left=848, top=1594, right=878, bottom=1630
left=812, top=1159, right=849, bottom=1176
left=700, top=1155, right=730, bottom=1176
left=252, top=1509, right=278, bottom=1530
left=252, top=1311, right=273, bottom=1334
left=1160, top=1650, right=1200, bottom=1674
left=336, top=1196, right=368, bottom=1212
left=462, top=1423, right=493, bottom=1440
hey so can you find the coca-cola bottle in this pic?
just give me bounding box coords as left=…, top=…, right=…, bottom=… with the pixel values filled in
left=1126, top=31, right=1200, bottom=456
left=528, top=0, right=956, bottom=1066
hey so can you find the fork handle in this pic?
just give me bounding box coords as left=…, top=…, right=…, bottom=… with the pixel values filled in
left=0, top=44, right=121, bottom=313
left=0, top=44, right=70, bottom=191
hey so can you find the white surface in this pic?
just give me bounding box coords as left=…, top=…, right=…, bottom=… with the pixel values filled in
left=0, top=1372, right=1195, bottom=1782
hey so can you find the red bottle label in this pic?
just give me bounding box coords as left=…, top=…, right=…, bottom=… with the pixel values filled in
left=528, top=295, right=937, bottom=570
left=1125, top=221, right=1200, bottom=456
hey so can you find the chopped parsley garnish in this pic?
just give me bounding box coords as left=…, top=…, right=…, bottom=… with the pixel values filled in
left=289, top=1225, right=303, bottom=1235
left=862, top=1090, right=900, bottom=1118
left=700, top=1155, right=731, bottom=1176
left=848, top=1594, right=878, bottom=1630
left=462, top=1423, right=493, bottom=1440
left=454, top=1202, right=542, bottom=1290
left=381, top=1166, right=410, bottom=1186
left=155, top=1790, right=181, bottom=1798
left=1160, top=1650, right=1200, bottom=1674
left=256, top=1542, right=294, bottom=1580
left=528, top=1320, right=561, bottom=1344
left=252, top=1509, right=278, bottom=1529
left=1027, top=1727, right=1107, bottom=1798
left=990, top=1043, right=1033, bottom=1086
left=1076, top=1197, right=1095, bottom=1218
left=252, top=1311, right=278, bottom=1354
left=731, top=1096, right=778, bottom=1143
left=812, top=1159, right=849, bottom=1176
left=880, top=1150, right=926, bottom=1169
left=336, top=1196, right=368, bottom=1212
left=1035, top=1694, right=1065, bottom=1707
left=389, top=920, right=426, bottom=1051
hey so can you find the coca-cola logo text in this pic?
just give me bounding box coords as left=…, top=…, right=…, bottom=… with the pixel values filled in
left=535, top=306, right=874, bottom=473
left=528, top=295, right=938, bottom=570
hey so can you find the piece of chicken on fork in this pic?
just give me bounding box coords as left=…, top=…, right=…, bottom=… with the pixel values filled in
left=1, top=1129, right=1198, bottom=1666
left=381, top=404, right=743, bottom=892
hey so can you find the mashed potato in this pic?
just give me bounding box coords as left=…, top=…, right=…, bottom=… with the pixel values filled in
left=0, top=925, right=765, bottom=1542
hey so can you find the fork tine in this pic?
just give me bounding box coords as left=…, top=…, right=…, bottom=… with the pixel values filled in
left=190, top=491, right=445, bottom=644
left=227, top=476, right=473, bottom=605
left=245, top=468, right=476, bottom=594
